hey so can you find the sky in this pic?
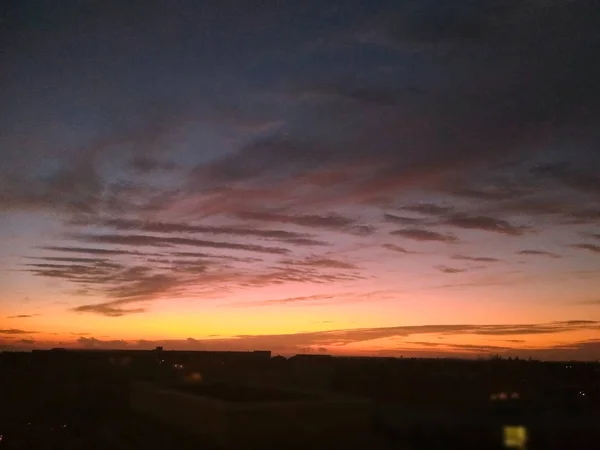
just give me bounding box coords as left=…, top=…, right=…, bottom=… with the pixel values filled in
left=1, top=0, right=599, bottom=360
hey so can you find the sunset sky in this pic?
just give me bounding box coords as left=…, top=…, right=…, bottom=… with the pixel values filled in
left=1, top=0, right=599, bottom=360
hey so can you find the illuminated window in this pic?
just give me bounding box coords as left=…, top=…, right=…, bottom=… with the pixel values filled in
left=503, top=425, right=527, bottom=448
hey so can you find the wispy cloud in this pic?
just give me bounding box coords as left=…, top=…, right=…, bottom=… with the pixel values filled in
left=571, top=243, right=600, bottom=254
left=6, top=314, right=39, bottom=319
left=235, top=211, right=356, bottom=230
left=452, top=255, right=501, bottom=263
left=436, top=266, right=467, bottom=274
left=444, top=214, right=529, bottom=236
left=516, top=249, right=561, bottom=259
left=40, top=246, right=141, bottom=256
left=0, top=329, right=37, bottom=334
left=73, top=300, right=148, bottom=317
left=281, top=256, right=359, bottom=270
left=93, top=218, right=319, bottom=243
left=391, top=228, right=458, bottom=243
left=59, top=320, right=600, bottom=356
left=382, top=244, right=416, bottom=254
left=72, top=233, right=291, bottom=255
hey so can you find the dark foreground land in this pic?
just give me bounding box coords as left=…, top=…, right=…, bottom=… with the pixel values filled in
left=1, top=349, right=599, bottom=449
left=174, top=382, right=319, bottom=402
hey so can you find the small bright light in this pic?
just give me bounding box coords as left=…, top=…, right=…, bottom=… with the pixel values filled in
left=510, top=392, right=520, bottom=399
left=503, top=425, right=527, bottom=448
left=498, top=392, right=508, bottom=400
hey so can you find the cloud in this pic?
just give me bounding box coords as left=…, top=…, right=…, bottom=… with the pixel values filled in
left=391, top=228, right=458, bottom=243
left=382, top=214, right=422, bottom=226
left=29, top=256, right=113, bottom=264
left=347, top=225, right=376, bottom=236
left=382, top=244, right=415, bottom=254
left=23, top=260, right=127, bottom=284
left=452, top=255, right=501, bottom=263
left=220, top=321, right=600, bottom=351
left=579, top=299, right=600, bottom=305
left=571, top=244, right=600, bottom=254
left=444, top=214, right=529, bottom=236
left=234, top=266, right=364, bottom=288
left=169, top=251, right=263, bottom=263
left=0, top=157, right=104, bottom=214
left=72, top=233, right=291, bottom=255
left=281, top=256, right=358, bottom=270
left=0, top=329, right=37, bottom=334
left=6, top=314, right=39, bottom=319
left=95, top=218, right=320, bottom=244
left=516, top=249, right=561, bottom=259
left=230, top=293, right=344, bottom=307
left=40, top=246, right=141, bottom=256
left=77, top=336, right=128, bottom=348
left=436, top=266, right=467, bottom=274
left=26, top=257, right=202, bottom=316
left=103, top=273, right=180, bottom=300
left=73, top=300, right=148, bottom=317
left=18, top=339, right=35, bottom=345
left=235, top=211, right=356, bottom=229
left=449, top=181, right=531, bottom=202
left=383, top=214, right=428, bottom=225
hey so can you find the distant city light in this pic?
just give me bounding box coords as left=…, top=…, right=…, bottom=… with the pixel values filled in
left=184, top=372, right=202, bottom=383
left=503, top=425, right=527, bottom=449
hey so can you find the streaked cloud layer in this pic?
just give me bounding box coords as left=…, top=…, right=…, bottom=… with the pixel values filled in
left=1, top=0, right=599, bottom=359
